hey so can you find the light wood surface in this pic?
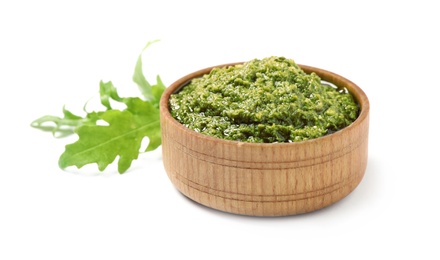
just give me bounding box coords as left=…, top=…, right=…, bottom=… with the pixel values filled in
left=160, top=63, right=370, bottom=216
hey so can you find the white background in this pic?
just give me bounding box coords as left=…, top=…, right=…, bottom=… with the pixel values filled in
left=1, top=0, right=439, bottom=259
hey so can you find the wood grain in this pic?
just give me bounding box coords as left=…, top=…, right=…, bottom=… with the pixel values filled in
left=160, top=63, right=370, bottom=216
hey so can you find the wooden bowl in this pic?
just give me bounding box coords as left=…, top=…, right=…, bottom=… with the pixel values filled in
left=159, top=62, right=370, bottom=216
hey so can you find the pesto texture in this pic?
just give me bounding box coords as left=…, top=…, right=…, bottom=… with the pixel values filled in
left=169, top=56, right=359, bottom=143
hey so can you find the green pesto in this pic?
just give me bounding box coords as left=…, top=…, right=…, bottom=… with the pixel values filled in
left=169, top=56, right=359, bottom=143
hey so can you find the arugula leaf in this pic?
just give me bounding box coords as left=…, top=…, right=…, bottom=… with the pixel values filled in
left=31, top=40, right=164, bottom=174
left=151, top=75, right=166, bottom=106
left=99, top=80, right=123, bottom=110
left=59, top=105, right=160, bottom=173
left=31, top=106, right=100, bottom=138
left=133, top=39, right=160, bottom=102
left=123, top=97, right=162, bottom=152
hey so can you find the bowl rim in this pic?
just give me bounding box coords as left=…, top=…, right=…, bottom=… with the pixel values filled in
left=160, top=62, right=369, bottom=148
